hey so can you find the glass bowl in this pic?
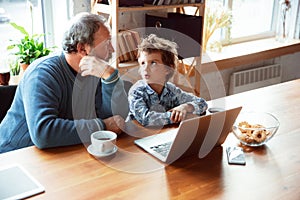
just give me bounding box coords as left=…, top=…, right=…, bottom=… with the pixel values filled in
left=232, top=111, right=280, bottom=147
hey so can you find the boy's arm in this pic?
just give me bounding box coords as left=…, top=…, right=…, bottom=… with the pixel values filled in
left=128, top=87, right=172, bottom=126
left=172, top=84, right=208, bottom=115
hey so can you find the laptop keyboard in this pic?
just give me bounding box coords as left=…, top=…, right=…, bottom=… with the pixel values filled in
left=150, top=141, right=172, bottom=157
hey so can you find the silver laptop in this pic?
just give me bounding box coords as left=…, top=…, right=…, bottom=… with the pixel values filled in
left=134, top=106, right=242, bottom=163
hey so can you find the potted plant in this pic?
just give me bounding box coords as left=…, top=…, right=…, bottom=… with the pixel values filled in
left=8, top=55, right=21, bottom=85
left=9, top=57, right=20, bottom=76
left=6, top=2, right=55, bottom=71
left=6, top=22, right=54, bottom=71
left=202, top=3, right=232, bottom=52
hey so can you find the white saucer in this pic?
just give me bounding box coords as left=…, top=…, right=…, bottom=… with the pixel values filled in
left=87, top=145, right=118, bottom=158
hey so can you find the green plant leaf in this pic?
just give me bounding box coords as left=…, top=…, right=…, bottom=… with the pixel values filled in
left=7, top=21, right=56, bottom=65
left=9, top=22, right=29, bottom=36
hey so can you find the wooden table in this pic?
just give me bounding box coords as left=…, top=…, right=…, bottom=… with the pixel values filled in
left=1, top=79, right=300, bottom=200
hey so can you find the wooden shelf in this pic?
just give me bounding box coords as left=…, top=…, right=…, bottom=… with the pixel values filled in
left=118, top=3, right=204, bottom=12
left=117, top=61, right=139, bottom=73
left=94, top=3, right=204, bottom=13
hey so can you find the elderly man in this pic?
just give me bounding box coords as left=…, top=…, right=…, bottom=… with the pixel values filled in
left=0, top=13, right=128, bottom=153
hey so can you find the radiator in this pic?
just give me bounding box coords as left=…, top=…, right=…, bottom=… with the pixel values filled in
left=229, top=64, right=282, bottom=95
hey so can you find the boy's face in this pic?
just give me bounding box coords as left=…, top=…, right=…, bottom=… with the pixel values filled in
left=138, top=51, right=170, bottom=85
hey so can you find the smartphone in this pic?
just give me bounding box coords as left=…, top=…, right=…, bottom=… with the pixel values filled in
left=226, top=146, right=246, bottom=165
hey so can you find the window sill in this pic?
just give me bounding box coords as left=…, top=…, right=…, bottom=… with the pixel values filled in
left=200, top=38, right=300, bottom=73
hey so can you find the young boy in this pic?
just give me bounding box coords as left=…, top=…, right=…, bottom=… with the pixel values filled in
left=128, top=34, right=208, bottom=126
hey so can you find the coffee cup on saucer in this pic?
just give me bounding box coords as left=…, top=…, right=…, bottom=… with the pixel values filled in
left=88, top=130, right=118, bottom=157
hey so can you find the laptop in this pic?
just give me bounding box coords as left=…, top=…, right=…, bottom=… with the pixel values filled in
left=134, top=106, right=242, bottom=163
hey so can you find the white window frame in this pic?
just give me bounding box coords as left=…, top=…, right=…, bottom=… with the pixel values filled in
left=217, top=0, right=299, bottom=45
left=41, top=0, right=71, bottom=48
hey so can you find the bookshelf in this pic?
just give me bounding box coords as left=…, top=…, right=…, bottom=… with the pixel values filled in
left=91, top=0, right=205, bottom=96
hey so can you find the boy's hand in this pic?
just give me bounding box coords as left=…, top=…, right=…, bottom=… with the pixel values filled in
left=169, top=104, right=194, bottom=123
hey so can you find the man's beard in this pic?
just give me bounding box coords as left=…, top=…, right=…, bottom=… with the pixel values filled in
left=104, top=53, right=113, bottom=62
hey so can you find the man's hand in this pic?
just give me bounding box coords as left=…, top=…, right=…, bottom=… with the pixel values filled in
left=102, top=115, right=125, bottom=135
left=79, top=56, right=115, bottom=79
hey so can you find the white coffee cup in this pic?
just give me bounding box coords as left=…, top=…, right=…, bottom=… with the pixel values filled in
left=91, top=131, right=117, bottom=154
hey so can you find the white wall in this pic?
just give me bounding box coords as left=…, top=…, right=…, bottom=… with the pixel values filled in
left=278, top=52, right=300, bottom=81
left=71, top=0, right=91, bottom=15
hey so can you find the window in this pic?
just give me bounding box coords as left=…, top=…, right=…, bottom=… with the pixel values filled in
left=225, top=0, right=276, bottom=43
left=203, top=0, right=298, bottom=47
left=0, top=0, right=43, bottom=48
left=0, top=0, right=69, bottom=72
left=0, top=0, right=43, bottom=71
left=42, top=0, right=70, bottom=48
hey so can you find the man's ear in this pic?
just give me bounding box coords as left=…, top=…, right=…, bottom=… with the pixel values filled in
left=77, top=43, right=87, bottom=56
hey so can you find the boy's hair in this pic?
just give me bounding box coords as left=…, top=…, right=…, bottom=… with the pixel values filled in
left=137, top=34, right=178, bottom=80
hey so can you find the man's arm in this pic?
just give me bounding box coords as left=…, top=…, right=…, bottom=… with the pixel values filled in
left=23, top=66, right=104, bottom=149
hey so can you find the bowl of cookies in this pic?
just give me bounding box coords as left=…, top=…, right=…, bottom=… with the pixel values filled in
left=232, top=111, right=280, bottom=147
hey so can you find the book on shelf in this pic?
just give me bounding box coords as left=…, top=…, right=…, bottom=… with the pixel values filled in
left=170, top=0, right=181, bottom=4
left=117, top=39, right=125, bottom=63
left=117, top=30, right=141, bottom=63
left=127, top=30, right=141, bottom=49
left=163, top=0, right=172, bottom=5
left=144, top=0, right=155, bottom=4
left=117, top=33, right=130, bottom=62
left=119, top=0, right=144, bottom=7
left=153, top=0, right=164, bottom=5
left=122, top=31, right=137, bottom=60
left=157, top=0, right=165, bottom=5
